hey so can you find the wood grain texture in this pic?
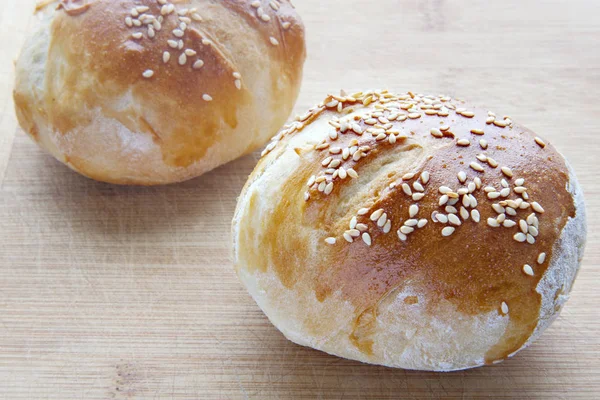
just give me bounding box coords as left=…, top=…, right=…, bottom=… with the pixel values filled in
left=1, top=0, right=599, bottom=398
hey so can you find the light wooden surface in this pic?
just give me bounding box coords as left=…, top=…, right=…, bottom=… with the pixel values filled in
left=1, top=1, right=599, bottom=398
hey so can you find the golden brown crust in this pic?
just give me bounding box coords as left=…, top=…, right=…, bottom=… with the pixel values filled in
left=236, top=90, right=577, bottom=364
left=15, top=0, right=305, bottom=184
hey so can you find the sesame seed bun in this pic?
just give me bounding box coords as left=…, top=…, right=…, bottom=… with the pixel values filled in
left=14, top=0, right=305, bottom=185
left=232, top=90, right=587, bottom=371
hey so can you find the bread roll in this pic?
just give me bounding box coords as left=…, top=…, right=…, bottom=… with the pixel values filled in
left=232, top=90, right=587, bottom=371
left=14, top=0, right=305, bottom=185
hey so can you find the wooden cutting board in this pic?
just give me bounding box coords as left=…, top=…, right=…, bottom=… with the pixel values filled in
left=1, top=1, right=599, bottom=398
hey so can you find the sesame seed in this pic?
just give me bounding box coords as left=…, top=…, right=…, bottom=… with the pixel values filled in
left=439, top=186, right=452, bottom=194
left=168, top=40, right=178, bottom=48
left=412, top=192, right=425, bottom=201
left=409, top=205, right=419, bottom=218
left=523, top=264, right=534, bottom=276
left=418, top=219, right=428, bottom=228
left=402, top=173, right=415, bottom=180
left=486, top=116, right=495, bottom=124
left=471, top=129, right=485, bottom=135
left=501, top=302, right=509, bottom=314
left=457, top=139, right=470, bottom=147
left=460, top=111, right=475, bottom=118
left=506, top=208, right=517, bottom=216
left=500, top=188, right=511, bottom=197
left=487, top=192, right=501, bottom=199
left=448, top=213, right=461, bottom=226
left=476, top=154, right=488, bottom=162
left=348, top=229, right=360, bottom=238
left=514, top=186, right=527, bottom=194
left=324, top=182, right=334, bottom=195
left=343, top=232, right=353, bottom=243
left=459, top=207, right=469, bottom=221
left=487, top=218, right=500, bottom=228
left=184, top=49, right=197, bottom=57
left=325, top=237, right=336, bottom=245
left=132, top=32, right=143, bottom=39
left=377, top=213, right=388, bottom=227
left=515, top=178, right=525, bottom=186
left=442, top=227, right=455, bottom=237
left=439, top=195, right=449, bottom=206
left=470, top=162, right=484, bottom=172
left=532, top=202, right=545, bottom=213
left=440, top=125, right=450, bottom=131
left=173, top=29, right=184, bottom=38
left=162, top=51, right=171, bottom=63
left=413, top=181, right=424, bottom=192
left=514, top=232, right=527, bottom=242
left=397, top=231, right=407, bottom=241
left=527, top=234, right=536, bottom=244
left=338, top=168, right=347, bottom=180
left=270, top=37, right=279, bottom=46
left=462, top=194, right=471, bottom=207
left=356, top=223, right=368, bottom=232
left=402, top=184, right=413, bottom=196
left=421, top=171, right=430, bottom=184
left=471, top=209, right=481, bottom=222
left=370, top=209, right=384, bottom=221
left=529, top=226, right=539, bottom=236
left=519, top=220, right=528, bottom=233
left=202, top=94, right=213, bottom=102
left=430, top=128, right=443, bottom=138
left=497, top=213, right=506, bottom=223
left=534, top=137, right=546, bottom=148
left=480, top=139, right=488, bottom=149
left=347, top=168, right=359, bottom=179
left=457, top=171, right=467, bottom=183
left=503, top=220, right=516, bottom=228
left=383, top=220, right=392, bottom=233
left=362, top=233, right=372, bottom=246
left=475, top=177, right=482, bottom=189
left=501, top=167, right=513, bottom=178
left=142, top=69, right=154, bottom=78
left=178, top=53, right=187, bottom=65
left=494, top=119, right=510, bottom=128
left=357, top=208, right=369, bottom=216
left=436, top=214, right=449, bottom=224
left=400, top=226, right=414, bottom=234
left=492, top=203, right=504, bottom=213
left=538, top=253, right=546, bottom=264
